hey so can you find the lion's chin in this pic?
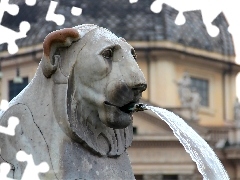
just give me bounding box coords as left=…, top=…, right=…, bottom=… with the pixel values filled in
left=100, top=102, right=133, bottom=129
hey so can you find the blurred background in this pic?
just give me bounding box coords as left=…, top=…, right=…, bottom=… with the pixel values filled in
left=0, top=0, right=240, bottom=179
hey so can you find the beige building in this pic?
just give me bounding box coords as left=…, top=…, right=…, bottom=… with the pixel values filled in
left=1, top=1, right=240, bottom=179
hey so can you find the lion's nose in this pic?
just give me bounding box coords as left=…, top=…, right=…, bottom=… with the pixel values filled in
left=132, top=83, right=147, bottom=93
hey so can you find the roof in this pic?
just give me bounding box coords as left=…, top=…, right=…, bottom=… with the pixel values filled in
left=0, top=0, right=235, bottom=56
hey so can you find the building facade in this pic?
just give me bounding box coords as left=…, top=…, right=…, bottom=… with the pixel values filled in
left=1, top=1, right=240, bottom=179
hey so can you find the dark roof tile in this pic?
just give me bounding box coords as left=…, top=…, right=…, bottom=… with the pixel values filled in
left=0, top=1, right=235, bottom=56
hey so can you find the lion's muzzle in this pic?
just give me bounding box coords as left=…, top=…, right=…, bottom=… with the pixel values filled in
left=102, top=81, right=147, bottom=129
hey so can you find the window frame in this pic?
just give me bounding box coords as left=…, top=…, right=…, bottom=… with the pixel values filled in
left=184, top=69, right=215, bottom=115
left=190, top=76, right=209, bottom=107
left=8, top=77, right=29, bottom=101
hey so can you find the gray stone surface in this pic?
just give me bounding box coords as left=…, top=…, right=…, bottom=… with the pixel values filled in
left=0, top=24, right=147, bottom=179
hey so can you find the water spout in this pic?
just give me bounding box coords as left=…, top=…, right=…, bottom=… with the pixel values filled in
left=130, top=103, right=148, bottom=112
left=146, top=106, right=229, bottom=180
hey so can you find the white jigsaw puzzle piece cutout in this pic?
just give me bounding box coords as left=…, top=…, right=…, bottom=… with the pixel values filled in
left=71, top=6, right=82, bottom=16
left=0, top=162, right=15, bottom=180
left=46, top=1, right=65, bottom=26
left=0, top=0, right=31, bottom=54
left=150, top=0, right=224, bottom=37
left=0, top=99, right=9, bottom=111
left=129, top=0, right=138, bottom=3
left=25, top=0, right=37, bottom=6
left=0, top=0, right=19, bottom=22
left=0, top=116, right=19, bottom=136
left=16, top=151, right=49, bottom=180
left=0, top=99, right=15, bottom=179
left=0, top=21, right=31, bottom=54
left=175, top=11, right=186, bottom=25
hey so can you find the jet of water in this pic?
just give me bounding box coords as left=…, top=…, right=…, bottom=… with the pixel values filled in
left=147, top=106, right=229, bottom=180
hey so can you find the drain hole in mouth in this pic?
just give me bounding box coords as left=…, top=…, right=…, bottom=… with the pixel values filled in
left=104, top=101, right=112, bottom=106
left=104, top=101, right=137, bottom=114
left=119, top=102, right=136, bottom=114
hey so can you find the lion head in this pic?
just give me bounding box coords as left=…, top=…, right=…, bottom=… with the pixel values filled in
left=41, top=24, right=147, bottom=156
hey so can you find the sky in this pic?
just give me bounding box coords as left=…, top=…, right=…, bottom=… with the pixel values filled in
left=146, top=0, right=240, bottom=98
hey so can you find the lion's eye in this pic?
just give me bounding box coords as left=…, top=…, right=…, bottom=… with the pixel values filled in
left=131, top=49, right=137, bottom=60
left=102, top=48, right=113, bottom=59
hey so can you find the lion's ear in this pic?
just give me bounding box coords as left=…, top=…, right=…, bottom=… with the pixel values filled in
left=41, top=28, right=80, bottom=78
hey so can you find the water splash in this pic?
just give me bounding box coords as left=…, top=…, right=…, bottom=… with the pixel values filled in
left=147, top=106, right=229, bottom=180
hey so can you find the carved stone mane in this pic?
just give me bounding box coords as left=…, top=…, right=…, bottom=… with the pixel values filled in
left=67, top=86, right=133, bottom=156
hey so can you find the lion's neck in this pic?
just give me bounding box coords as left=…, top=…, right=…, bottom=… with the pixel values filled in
left=69, top=101, right=133, bottom=157
left=52, top=81, right=133, bottom=157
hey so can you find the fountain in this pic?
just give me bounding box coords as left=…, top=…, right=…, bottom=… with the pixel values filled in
left=0, top=24, right=229, bottom=179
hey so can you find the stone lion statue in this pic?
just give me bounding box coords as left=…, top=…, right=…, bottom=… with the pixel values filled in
left=0, top=24, right=147, bottom=179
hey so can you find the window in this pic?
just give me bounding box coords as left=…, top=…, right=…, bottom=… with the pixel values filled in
left=8, top=77, right=28, bottom=101
left=163, top=175, right=178, bottom=180
left=190, top=77, right=209, bottom=107
left=133, top=126, right=138, bottom=135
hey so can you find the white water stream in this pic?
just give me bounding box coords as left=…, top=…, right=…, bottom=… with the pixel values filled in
left=147, top=106, right=229, bottom=180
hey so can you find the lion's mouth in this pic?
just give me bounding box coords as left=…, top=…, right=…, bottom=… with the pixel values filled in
left=104, top=100, right=138, bottom=114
